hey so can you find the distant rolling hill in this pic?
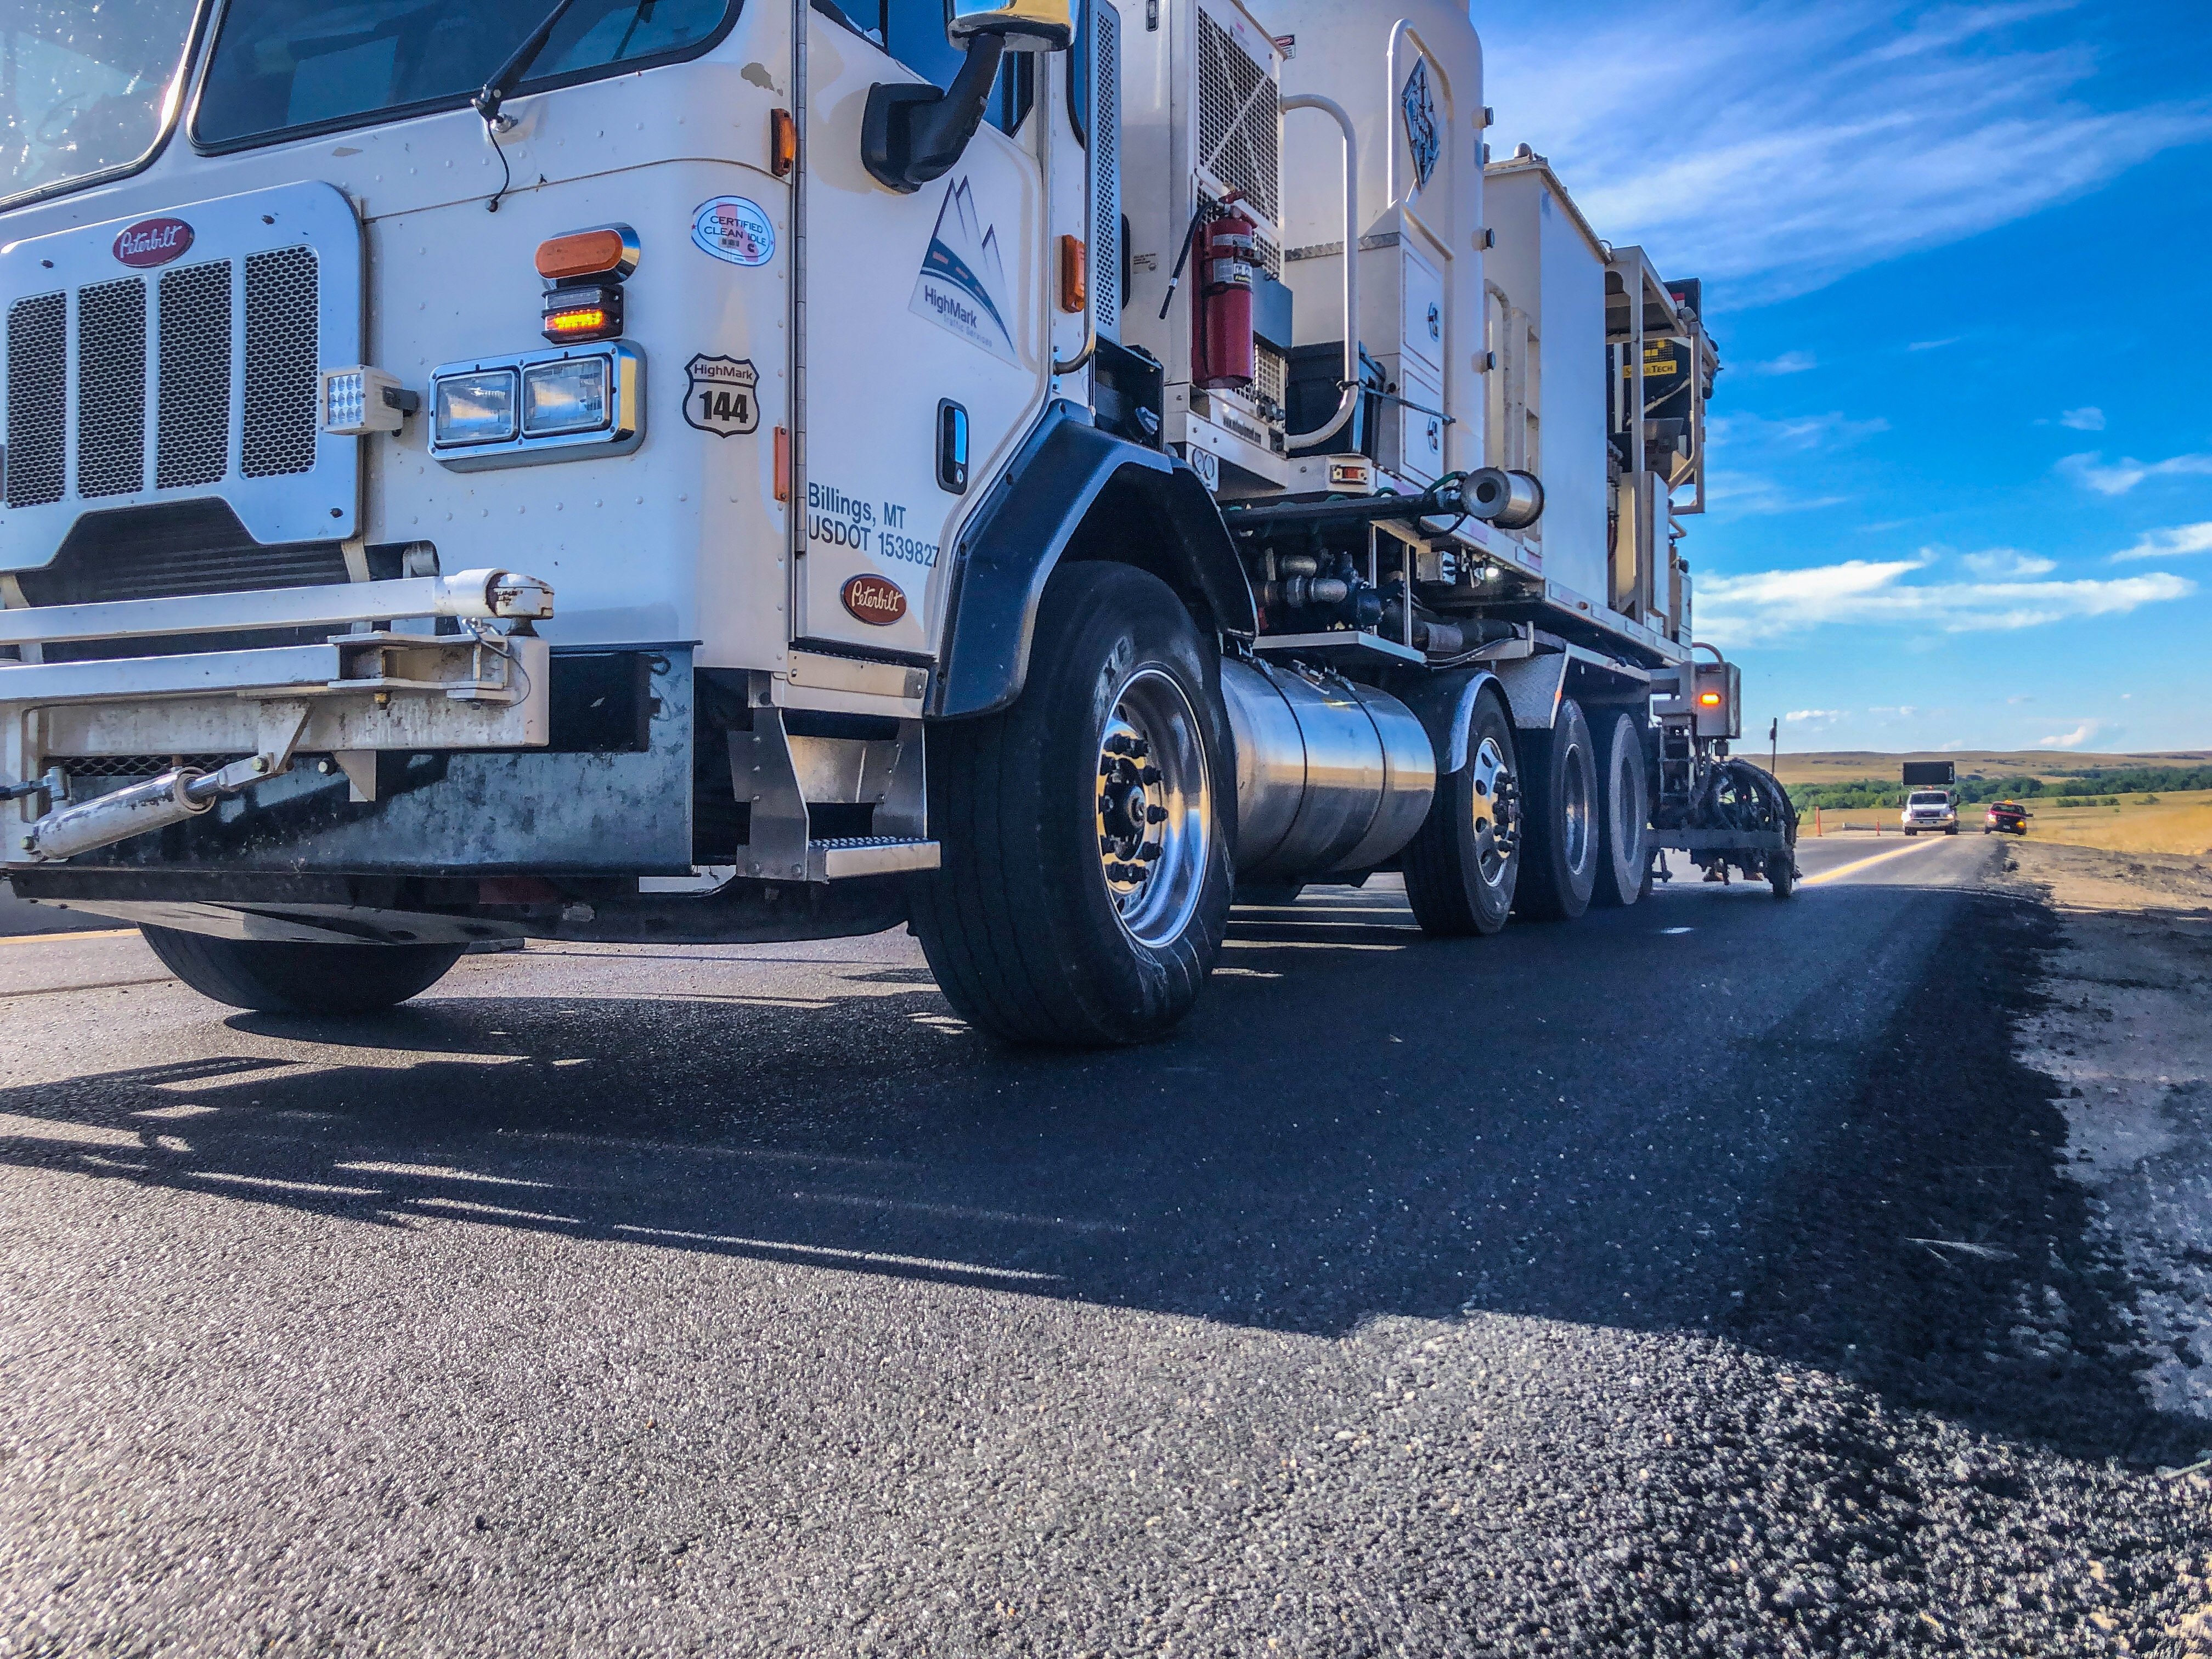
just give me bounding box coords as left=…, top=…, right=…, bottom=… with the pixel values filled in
left=1769, top=750, right=2212, bottom=787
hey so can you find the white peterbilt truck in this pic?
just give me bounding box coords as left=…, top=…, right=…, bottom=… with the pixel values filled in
left=0, top=0, right=1795, bottom=1043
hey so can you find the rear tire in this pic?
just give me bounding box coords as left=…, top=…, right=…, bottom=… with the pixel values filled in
left=140, top=927, right=464, bottom=1013
left=1590, top=709, right=1649, bottom=909
left=908, top=562, right=1234, bottom=1046
left=1765, top=851, right=1796, bottom=899
left=1513, top=697, right=1599, bottom=921
left=1403, top=687, right=1520, bottom=936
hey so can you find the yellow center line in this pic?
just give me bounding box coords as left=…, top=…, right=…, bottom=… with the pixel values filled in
left=1801, top=839, right=1946, bottom=887
left=0, top=928, right=137, bottom=945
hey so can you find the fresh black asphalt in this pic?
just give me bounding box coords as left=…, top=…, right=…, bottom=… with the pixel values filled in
left=1, top=834, right=2204, bottom=1654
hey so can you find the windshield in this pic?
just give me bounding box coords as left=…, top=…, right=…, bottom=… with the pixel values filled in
left=195, top=0, right=732, bottom=150
left=1908, top=792, right=1949, bottom=807
left=2, top=0, right=201, bottom=205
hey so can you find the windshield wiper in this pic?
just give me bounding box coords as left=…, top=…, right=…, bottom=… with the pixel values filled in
left=473, top=0, right=584, bottom=129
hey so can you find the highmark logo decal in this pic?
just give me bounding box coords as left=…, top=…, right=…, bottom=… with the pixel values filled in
left=909, top=178, right=1017, bottom=365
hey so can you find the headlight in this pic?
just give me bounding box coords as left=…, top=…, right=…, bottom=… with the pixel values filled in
left=523, top=358, right=611, bottom=436
left=432, top=369, right=519, bottom=445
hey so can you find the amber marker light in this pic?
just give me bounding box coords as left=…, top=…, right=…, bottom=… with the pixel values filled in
left=535, top=224, right=640, bottom=282
left=1699, top=691, right=1723, bottom=707
left=770, top=109, right=797, bottom=178
left=1058, top=234, right=1087, bottom=314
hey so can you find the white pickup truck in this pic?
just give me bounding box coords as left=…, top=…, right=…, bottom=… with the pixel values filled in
left=1900, top=791, right=1959, bottom=836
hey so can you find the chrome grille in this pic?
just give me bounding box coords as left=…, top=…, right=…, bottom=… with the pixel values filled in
left=156, top=261, right=233, bottom=490
left=1092, top=0, right=1122, bottom=342
left=5, top=292, right=67, bottom=507
left=76, top=278, right=148, bottom=498
left=1196, top=8, right=1278, bottom=225
left=242, top=247, right=318, bottom=479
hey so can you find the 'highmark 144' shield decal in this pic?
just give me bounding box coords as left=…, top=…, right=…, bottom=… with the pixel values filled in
left=682, top=354, right=759, bottom=437
left=910, top=177, right=1018, bottom=365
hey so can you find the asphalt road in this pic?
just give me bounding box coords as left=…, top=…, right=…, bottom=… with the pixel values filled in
left=2, top=833, right=2203, bottom=1655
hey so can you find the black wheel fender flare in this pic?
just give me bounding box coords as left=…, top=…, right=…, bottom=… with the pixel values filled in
left=928, top=403, right=1257, bottom=720
left=1391, top=667, right=1508, bottom=776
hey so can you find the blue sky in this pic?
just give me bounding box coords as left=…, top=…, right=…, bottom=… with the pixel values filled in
left=1479, top=0, right=2212, bottom=754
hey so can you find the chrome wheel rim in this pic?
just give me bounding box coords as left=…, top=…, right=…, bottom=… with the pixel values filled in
left=1096, top=667, right=1212, bottom=949
left=1468, top=735, right=1519, bottom=888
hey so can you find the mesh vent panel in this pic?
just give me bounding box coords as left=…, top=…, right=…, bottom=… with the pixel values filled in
left=242, top=246, right=318, bottom=479
left=1196, top=8, right=1277, bottom=224
left=76, top=278, right=148, bottom=498
left=5, top=292, right=67, bottom=507
left=1092, top=0, right=1122, bottom=341
left=1254, top=340, right=1286, bottom=413
left=157, top=262, right=233, bottom=490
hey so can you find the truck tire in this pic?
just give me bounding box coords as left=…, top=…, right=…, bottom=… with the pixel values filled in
left=1590, top=709, right=1649, bottom=909
left=140, top=927, right=464, bottom=1013
left=909, top=561, right=1233, bottom=1046
left=1403, top=686, right=1520, bottom=936
left=1513, top=697, right=1599, bottom=921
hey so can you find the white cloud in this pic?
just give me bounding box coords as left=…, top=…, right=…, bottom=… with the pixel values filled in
left=1785, top=708, right=1848, bottom=723
left=2112, top=522, right=2212, bottom=562
left=1696, top=552, right=2194, bottom=644
left=1907, top=337, right=1962, bottom=352
left=1482, top=2, right=2212, bottom=304
left=1743, top=351, right=1818, bottom=375
left=2058, top=450, right=2212, bottom=496
left=2038, top=720, right=2109, bottom=749
left=2058, top=406, right=2106, bottom=431
left=1702, top=472, right=1848, bottom=515
left=1960, top=549, right=2057, bottom=578
left=1709, top=410, right=1889, bottom=452
left=2006, top=694, right=2034, bottom=704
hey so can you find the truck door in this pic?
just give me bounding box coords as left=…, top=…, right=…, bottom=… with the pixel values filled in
left=792, top=2, right=1050, bottom=659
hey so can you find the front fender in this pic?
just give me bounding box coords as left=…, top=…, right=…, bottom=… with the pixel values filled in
left=928, top=404, right=1256, bottom=719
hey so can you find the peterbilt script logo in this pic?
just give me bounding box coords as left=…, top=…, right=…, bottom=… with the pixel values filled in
left=113, top=217, right=194, bottom=268
left=681, top=353, right=758, bottom=437
left=840, top=574, right=907, bottom=627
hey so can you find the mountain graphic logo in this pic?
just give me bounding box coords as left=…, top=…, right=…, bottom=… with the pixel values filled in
left=910, top=177, right=1018, bottom=365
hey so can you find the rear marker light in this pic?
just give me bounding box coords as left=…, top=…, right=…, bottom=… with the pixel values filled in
left=1699, top=691, right=1723, bottom=707
left=770, top=109, right=797, bottom=178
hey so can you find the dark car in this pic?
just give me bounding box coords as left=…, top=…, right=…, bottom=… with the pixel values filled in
left=1984, top=800, right=2032, bottom=836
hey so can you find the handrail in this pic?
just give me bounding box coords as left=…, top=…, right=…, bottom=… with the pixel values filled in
left=1279, top=93, right=1359, bottom=452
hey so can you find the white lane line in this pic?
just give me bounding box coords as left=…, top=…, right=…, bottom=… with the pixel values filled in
left=611, top=1222, right=1063, bottom=1283
left=1801, top=838, right=1946, bottom=887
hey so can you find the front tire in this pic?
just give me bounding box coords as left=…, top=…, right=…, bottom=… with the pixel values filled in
left=140, top=927, right=464, bottom=1013
left=1513, top=697, right=1599, bottom=921
left=1403, top=686, right=1520, bottom=936
left=1590, top=709, right=1650, bottom=909
left=909, top=562, right=1234, bottom=1046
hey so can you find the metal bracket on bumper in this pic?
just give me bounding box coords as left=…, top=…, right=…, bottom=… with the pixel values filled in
left=1, top=571, right=553, bottom=865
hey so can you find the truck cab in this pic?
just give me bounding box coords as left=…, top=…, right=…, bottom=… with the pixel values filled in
left=0, top=0, right=1772, bottom=1041
left=1901, top=791, right=1957, bottom=836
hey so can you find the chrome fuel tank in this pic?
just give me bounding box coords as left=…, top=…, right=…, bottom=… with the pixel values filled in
left=1220, top=657, right=1436, bottom=879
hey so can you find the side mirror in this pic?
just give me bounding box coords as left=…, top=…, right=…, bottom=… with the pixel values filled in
left=861, top=0, right=1074, bottom=194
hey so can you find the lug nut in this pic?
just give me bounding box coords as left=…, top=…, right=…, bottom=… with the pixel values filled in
left=1139, top=766, right=1162, bottom=785
left=1137, top=842, right=1163, bottom=862
left=1146, top=805, right=1169, bottom=823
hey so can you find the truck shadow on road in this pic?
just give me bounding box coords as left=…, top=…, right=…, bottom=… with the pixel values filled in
left=0, top=882, right=2184, bottom=1462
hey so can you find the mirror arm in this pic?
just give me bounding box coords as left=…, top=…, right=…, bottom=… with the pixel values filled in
left=861, top=36, right=1008, bottom=195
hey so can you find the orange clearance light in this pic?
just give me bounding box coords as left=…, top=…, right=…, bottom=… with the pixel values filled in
left=535, top=224, right=640, bottom=283
left=1699, top=691, right=1723, bottom=707
left=541, top=280, right=623, bottom=343
left=544, top=305, right=610, bottom=335
left=770, top=109, right=797, bottom=179
left=1058, top=234, right=1087, bottom=314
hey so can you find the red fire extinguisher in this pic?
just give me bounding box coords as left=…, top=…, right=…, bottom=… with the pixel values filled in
left=1192, top=199, right=1256, bottom=391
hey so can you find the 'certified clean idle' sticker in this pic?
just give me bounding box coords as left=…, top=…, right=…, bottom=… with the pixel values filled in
left=682, top=354, right=759, bottom=436
left=692, top=196, right=775, bottom=266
